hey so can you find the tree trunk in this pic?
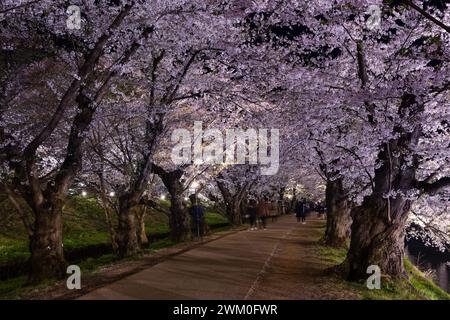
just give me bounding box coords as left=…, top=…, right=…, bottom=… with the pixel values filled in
left=344, top=196, right=411, bottom=280
left=152, top=165, right=191, bottom=242
left=227, top=200, right=242, bottom=226
left=102, top=202, right=118, bottom=253
left=216, top=178, right=243, bottom=226
left=97, top=170, right=119, bottom=253
left=323, top=178, right=352, bottom=247
left=28, top=200, right=66, bottom=283
left=137, top=206, right=149, bottom=246
left=169, top=194, right=191, bottom=242
left=116, top=199, right=140, bottom=258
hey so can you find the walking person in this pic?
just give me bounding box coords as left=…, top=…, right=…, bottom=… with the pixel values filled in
left=295, top=199, right=307, bottom=224
left=257, top=196, right=270, bottom=230
left=247, top=199, right=258, bottom=230
left=189, top=194, right=207, bottom=238
left=270, top=200, right=278, bottom=222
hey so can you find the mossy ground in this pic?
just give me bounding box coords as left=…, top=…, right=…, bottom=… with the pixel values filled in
left=317, top=242, right=450, bottom=300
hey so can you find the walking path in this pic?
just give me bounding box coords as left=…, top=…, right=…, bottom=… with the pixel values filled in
left=79, top=215, right=359, bottom=300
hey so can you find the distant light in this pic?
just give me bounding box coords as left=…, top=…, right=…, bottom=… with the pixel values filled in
left=109, top=191, right=115, bottom=197
left=184, top=197, right=189, bottom=201
left=81, top=190, right=87, bottom=197
left=160, top=195, right=166, bottom=200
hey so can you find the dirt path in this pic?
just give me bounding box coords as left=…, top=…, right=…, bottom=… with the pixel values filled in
left=79, top=215, right=359, bottom=300
left=247, top=217, right=359, bottom=299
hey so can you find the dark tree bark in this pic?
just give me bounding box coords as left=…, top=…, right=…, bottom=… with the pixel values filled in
left=216, top=179, right=245, bottom=226
left=137, top=206, right=149, bottom=246
left=345, top=196, right=411, bottom=280
left=323, top=178, right=352, bottom=247
left=116, top=194, right=141, bottom=258
left=97, top=166, right=119, bottom=253
left=28, top=198, right=66, bottom=283
left=169, top=193, right=191, bottom=242
left=114, top=106, right=163, bottom=257
left=200, top=213, right=211, bottom=236
left=152, top=165, right=191, bottom=242
left=226, top=200, right=242, bottom=226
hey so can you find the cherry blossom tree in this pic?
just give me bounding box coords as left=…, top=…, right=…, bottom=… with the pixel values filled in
left=1, top=0, right=449, bottom=285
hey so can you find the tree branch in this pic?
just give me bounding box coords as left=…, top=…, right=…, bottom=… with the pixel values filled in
left=417, top=176, right=450, bottom=194
left=403, top=0, right=450, bottom=33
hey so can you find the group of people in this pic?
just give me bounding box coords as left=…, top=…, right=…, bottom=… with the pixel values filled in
left=294, top=199, right=327, bottom=223
left=186, top=194, right=327, bottom=237
left=245, top=196, right=276, bottom=231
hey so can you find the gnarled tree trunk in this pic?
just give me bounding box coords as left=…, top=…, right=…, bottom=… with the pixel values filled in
left=28, top=198, right=66, bottom=283
left=152, top=165, right=191, bottom=242
left=345, top=196, right=411, bottom=280
left=136, top=206, right=149, bottom=246
left=323, top=178, right=352, bottom=247
left=216, top=177, right=251, bottom=226
left=116, top=197, right=140, bottom=258
left=168, top=194, right=191, bottom=242
left=226, top=200, right=242, bottom=226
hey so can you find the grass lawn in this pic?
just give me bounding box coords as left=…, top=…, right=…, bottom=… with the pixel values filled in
left=317, top=244, right=450, bottom=300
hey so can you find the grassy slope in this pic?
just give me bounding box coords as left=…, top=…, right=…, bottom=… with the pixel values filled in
left=317, top=244, right=450, bottom=300
left=0, top=196, right=229, bottom=264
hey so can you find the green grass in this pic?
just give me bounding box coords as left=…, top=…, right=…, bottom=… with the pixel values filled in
left=77, top=254, right=117, bottom=272
left=0, top=236, right=29, bottom=264
left=404, top=259, right=450, bottom=300
left=145, top=238, right=177, bottom=252
left=0, top=275, right=59, bottom=300
left=76, top=238, right=178, bottom=273
left=356, top=260, right=450, bottom=300
left=145, top=223, right=170, bottom=235
left=317, top=245, right=348, bottom=265
left=0, top=196, right=229, bottom=265
left=0, top=276, right=28, bottom=298
left=205, top=211, right=229, bottom=225
left=317, top=244, right=450, bottom=300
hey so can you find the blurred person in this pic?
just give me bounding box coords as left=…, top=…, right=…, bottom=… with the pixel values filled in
left=257, top=196, right=270, bottom=229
